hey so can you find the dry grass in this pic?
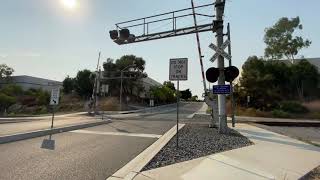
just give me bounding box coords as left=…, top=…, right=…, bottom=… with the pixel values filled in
left=98, top=97, right=120, bottom=111
left=235, top=107, right=271, bottom=117
left=59, top=94, right=86, bottom=112
left=303, top=100, right=320, bottom=112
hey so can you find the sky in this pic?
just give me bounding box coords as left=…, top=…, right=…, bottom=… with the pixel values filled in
left=0, top=0, right=319, bottom=98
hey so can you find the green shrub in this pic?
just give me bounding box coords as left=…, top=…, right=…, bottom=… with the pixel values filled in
left=36, top=106, right=48, bottom=114
left=310, top=112, right=320, bottom=119
left=280, top=101, right=308, bottom=114
left=272, top=109, right=291, bottom=118
left=36, top=91, right=50, bottom=106
left=0, top=93, right=16, bottom=111
left=0, top=85, right=23, bottom=96
left=21, top=96, right=37, bottom=106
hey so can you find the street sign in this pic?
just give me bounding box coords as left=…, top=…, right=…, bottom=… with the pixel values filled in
left=50, top=87, right=60, bottom=105
left=212, top=85, right=231, bottom=94
left=209, top=40, right=232, bottom=62
left=149, top=99, right=154, bottom=107
left=169, top=58, right=188, bottom=149
left=101, top=84, right=109, bottom=93
left=169, top=58, right=188, bottom=81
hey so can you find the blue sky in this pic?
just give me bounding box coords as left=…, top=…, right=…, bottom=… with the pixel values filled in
left=0, top=0, right=319, bottom=97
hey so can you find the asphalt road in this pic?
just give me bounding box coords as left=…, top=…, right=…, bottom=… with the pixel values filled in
left=131, top=102, right=206, bottom=121
left=0, top=102, right=205, bottom=180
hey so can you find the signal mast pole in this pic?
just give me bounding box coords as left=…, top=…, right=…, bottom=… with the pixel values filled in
left=227, top=23, right=236, bottom=127
left=215, top=0, right=228, bottom=133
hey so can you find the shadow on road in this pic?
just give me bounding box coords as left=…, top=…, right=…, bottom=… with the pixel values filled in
left=41, top=134, right=55, bottom=150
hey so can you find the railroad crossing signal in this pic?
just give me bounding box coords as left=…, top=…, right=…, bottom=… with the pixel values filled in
left=206, top=66, right=239, bottom=83
left=209, top=39, right=232, bottom=62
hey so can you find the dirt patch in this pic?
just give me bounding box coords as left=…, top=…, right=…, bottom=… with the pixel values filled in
left=300, top=165, right=320, bottom=180
left=303, top=100, right=320, bottom=112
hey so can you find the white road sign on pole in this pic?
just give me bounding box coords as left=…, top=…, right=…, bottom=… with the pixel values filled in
left=169, top=58, right=188, bottom=81
left=169, top=58, right=188, bottom=149
left=209, top=39, right=232, bottom=62
left=50, top=87, right=60, bottom=106
left=101, top=84, right=109, bottom=93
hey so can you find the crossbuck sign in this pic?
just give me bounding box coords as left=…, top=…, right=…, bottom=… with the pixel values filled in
left=209, top=39, right=232, bottom=62
left=169, top=58, right=188, bottom=81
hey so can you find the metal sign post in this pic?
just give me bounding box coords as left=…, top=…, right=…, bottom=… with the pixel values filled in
left=41, top=86, right=60, bottom=150
left=176, top=80, right=180, bottom=148
left=169, top=58, right=188, bottom=149
left=51, top=105, right=55, bottom=129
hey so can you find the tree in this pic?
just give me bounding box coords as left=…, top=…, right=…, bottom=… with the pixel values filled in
left=63, top=76, right=75, bottom=94
left=0, top=85, right=23, bottom=96
left=0, top=64, right=14, bottom=78
left=180, top=89, right=192, bottom=100
left=0, top=93, right=16, bottom=112
left=238, top=56, right=286, bottom=109
left=190, top=95, right=198, bottom=101
left=264, top=17, right=311, bottom=60
left=163, top=81, right=175, bottom=91
left=103, top=55, right=147, bottom=96
left=74, top=70, right=95, bottom=98
left=237, top=56, right=319, bottom=110
left=150, top=85, right=175, bottom=104
left=291, top=60, right=319, bottom=100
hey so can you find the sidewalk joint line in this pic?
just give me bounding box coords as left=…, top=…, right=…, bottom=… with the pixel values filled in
left=207, top=157, right=275, bottom=180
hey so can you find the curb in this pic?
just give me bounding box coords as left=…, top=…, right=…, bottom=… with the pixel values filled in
left=107, top=123, right=185, bottom=180
left=0, top=112, right=89, bottom=124
left=0, top=120, right=111, bottom=144
left=228, top=119, right=320, bottom=127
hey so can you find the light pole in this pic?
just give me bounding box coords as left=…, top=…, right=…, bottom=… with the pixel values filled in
left=120, top=63, right=136, bottom=111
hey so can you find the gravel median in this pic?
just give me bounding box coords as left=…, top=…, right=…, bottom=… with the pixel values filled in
left=143, top=123, right=253, bottom=171
left=300, top=165, right=320, bottom=180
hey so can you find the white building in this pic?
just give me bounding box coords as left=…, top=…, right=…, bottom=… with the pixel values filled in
left=0, top=75, right=62, bottom=92
left=281, top=57, right=320, bottom=71
left=137, top=77, right=162, bottom=98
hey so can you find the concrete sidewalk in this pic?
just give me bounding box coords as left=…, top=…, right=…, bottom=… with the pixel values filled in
left=133, top=124, right=320, bottom=180
left=232, top=116, right=320, bottom=125
left=0, top=116, right=104, bottom=136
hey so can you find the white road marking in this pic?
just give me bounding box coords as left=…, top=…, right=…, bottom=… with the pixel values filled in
left=187, top=113, right=195, bottom=118
left=71, top=129, right=162, bottom=138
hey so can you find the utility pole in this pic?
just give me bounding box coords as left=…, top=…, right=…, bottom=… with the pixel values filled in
left=119, top=63, right=136, bottom=111
left=227, top=23, right=236, bottom=127
left=120, top=71, right=123, bottom=111
left=92, top=52, right=101, bottom=114
left=215, top=0, right=228, bottom=133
